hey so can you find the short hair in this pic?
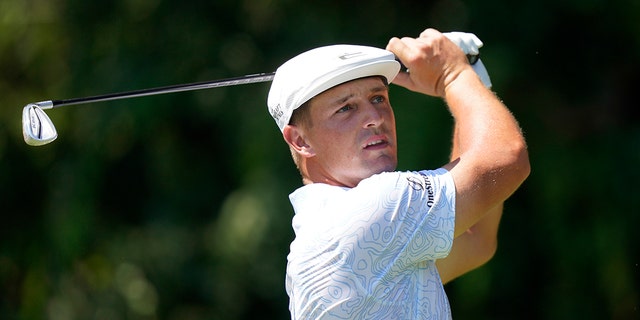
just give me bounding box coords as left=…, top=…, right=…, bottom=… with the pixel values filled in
left=289, top=100, right=312, bottom=129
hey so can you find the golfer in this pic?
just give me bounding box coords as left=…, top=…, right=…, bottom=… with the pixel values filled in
left=267, top=28, right=530, bottom=319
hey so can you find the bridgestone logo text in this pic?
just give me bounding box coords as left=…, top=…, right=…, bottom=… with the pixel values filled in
left=271, top=104, right=284, bottom=120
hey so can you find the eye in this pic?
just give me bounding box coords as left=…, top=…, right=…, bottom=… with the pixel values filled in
left=336, top=104, right=353, bottom=113
left=371, top=95, right=385, bottom=104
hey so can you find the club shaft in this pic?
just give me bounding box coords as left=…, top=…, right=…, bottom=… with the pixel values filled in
left=31, top=53, right=479, bottom=110
left=38, top=72, right=275, bottom=109
left=34, top=53, right=478, bottom=110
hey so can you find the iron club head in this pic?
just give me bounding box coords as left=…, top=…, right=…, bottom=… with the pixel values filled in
left=22, top=103, right=57, bottom=146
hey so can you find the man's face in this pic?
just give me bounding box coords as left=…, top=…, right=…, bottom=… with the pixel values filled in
left=302, top=77, right=398, bottom=187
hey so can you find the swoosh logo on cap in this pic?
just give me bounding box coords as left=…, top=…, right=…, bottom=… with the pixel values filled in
left=339, top=52, right=365, bottom=60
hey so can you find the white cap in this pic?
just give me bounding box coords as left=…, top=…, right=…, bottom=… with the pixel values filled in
left=267, top=44, right=401, bottom=131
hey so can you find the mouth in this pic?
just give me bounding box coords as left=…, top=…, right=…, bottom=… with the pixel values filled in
left=363, top=136, right=389, bottom=150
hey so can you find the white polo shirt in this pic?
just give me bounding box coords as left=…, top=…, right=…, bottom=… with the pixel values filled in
left=286, top=168, right=456, bottom=319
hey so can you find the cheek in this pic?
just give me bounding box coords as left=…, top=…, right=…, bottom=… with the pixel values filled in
left=387, top=108, right=396, bottom=126
left=325, top=133, right=350, bottom=155
left=315, top=131, right=354, bottom=163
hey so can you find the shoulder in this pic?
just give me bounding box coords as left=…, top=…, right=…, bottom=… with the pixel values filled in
left=347, top=169, right=455, bottom=214
left=357, top=168, right=454, bottom=194
left=288, top=169, right=455, bottom=217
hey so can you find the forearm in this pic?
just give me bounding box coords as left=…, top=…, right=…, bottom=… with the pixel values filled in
left=437, top=202, right=503, bottom=284
left=445, top=70, right=525, bottom=162
left=442, top=69, right=528, bottom=235
left=450, top=120, right=461, bottom=161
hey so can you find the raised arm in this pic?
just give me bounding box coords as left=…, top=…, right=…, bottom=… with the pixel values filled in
left=386, top=28, right=530, bottom=238
left=436, top=123, right=505, bottom=284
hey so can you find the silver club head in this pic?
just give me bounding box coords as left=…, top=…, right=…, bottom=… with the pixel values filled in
left=22, top=103, right=57, bottom=146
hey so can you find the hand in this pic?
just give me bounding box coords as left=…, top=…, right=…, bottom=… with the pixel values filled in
left=386, top=29, right=491, bottom=95
left=386, top=28, right=472, bottom=97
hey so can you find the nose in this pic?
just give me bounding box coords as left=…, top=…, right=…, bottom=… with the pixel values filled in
left=363, top=103, right=384, bottom=128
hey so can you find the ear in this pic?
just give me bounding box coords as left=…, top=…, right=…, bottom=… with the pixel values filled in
left=282, top=124, right=315, bottom=157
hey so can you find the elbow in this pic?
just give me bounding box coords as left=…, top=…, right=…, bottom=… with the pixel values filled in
left=504, top=138, right=531, bottom=186
left=515, top=141, right=531, bottom=180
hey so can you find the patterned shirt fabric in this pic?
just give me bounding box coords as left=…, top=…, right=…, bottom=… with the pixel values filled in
left=286, top=169, right=456, bottom=319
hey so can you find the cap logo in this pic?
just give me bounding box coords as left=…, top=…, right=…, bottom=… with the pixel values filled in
left=339, top=52, right=365, bottom=60
left=271, top=104, right=284, bottom=120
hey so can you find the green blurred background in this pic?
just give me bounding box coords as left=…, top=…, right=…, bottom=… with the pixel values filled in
left=1, top=0, right=638, bottom=319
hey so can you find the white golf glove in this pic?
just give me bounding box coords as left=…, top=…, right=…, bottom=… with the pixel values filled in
left=444, top=32, right=492, bottom=88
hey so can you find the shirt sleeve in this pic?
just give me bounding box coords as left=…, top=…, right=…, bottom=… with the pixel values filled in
left=342, top=168, right=456, bottom=265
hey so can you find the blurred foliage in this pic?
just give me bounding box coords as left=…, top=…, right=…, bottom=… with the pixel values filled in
left=1, top=0, right=638, bottom=319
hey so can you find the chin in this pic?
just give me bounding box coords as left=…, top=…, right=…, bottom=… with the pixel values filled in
left=379, top=156, right=398, bottom=172
left=369, top=161, right=397, bottom=175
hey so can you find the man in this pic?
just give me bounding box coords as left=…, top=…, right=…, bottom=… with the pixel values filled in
left=267, top=28, right=530, bottom=319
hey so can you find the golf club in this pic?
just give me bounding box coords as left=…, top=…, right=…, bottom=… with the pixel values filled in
left=22, top=53, right=479, bottom=147
left=22, top=72, right=276, bottom=146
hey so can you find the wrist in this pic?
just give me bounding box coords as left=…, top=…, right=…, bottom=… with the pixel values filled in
left=443, top=67, right=487, bottom=98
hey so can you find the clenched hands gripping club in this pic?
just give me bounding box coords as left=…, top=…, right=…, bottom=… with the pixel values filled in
left=22, top=32, right=489, bottom=146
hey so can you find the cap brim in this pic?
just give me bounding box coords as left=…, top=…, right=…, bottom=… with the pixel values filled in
left=295, top=59, right=401, bottom=110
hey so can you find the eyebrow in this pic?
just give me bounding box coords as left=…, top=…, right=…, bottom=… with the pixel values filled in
left=329, top=84, right=389, bottom=106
